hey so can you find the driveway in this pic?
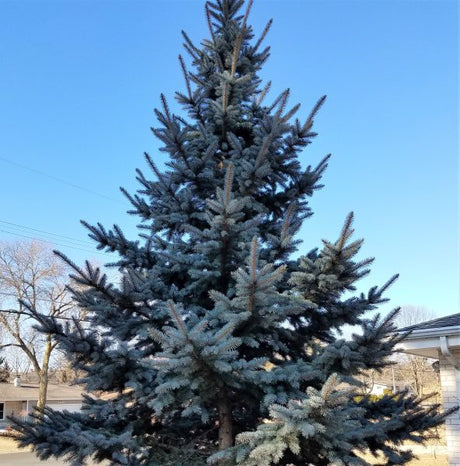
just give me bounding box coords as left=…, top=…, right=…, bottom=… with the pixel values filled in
left=0, top=452, right=104, bottom=465
left=0, top=452, right=68, bottom=465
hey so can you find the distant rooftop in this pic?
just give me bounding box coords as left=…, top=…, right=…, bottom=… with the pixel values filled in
left=398, top=313, right=460, bottom=333
left=0, top=383, right=84, bottom=402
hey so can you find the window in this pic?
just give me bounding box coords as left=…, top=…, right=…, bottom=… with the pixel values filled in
left=0, top=403, right=4, bottom=420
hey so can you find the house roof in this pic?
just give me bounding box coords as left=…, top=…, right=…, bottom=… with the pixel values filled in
left=398, top=313, right=460, bottom=333
left=0, top=383, right=84, bottom=402
left=396, top=313, right=460, bottom=360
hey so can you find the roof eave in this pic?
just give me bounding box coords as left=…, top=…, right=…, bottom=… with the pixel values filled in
left=399, top=325, right=460, bottom=340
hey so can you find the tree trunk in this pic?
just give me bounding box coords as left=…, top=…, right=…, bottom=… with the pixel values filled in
left=410, top=357, right=422, bottom=397
left=36, top=335, right=52, bottom=414
left=217, top=390, right=233, bottom=451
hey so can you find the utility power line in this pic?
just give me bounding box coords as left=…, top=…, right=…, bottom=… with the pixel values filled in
left=0, top=155, right=127, bottom=205
left=0, top=228, right=114, bottom=258
left=0, top=219, right=93, bottom=247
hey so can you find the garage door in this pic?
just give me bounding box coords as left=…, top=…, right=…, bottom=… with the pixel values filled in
left=47, top=403, right=81, bottom=412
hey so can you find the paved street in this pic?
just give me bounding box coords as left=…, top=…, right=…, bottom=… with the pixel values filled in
left=0, top=452, right=104, bottom=465
left=0, top=452, right=68, bottom=465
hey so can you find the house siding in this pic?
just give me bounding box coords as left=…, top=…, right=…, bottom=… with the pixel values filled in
left=0, top=401, right=24, bottom=429
left=0, top=398, right=82, bottom=430
left=5, top=400, right=22, bottom=418
left=439, top=349, right=460, bottom=466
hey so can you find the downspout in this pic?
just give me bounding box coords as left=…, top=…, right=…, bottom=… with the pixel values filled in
left=440, top=336, right=460, bottom=370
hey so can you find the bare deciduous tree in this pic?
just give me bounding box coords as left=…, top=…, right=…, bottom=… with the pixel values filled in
left=0, top=356, right=11, bottom=382
left=396, top=305, right=439, bottom=397
left=0, top=241, right=74, bottom=411
left=396, top=305, right=436, bottom=329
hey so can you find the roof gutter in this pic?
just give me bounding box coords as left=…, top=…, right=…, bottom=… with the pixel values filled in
left=440, top=336, right=460, bottom=370
left=401, top=325, right=460, bottom=340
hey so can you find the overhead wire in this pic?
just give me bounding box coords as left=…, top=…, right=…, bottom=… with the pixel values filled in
left=0, top=219, right=94, bottom=247
left=0, top=159, right=137, bottom=326
left=0, top=155, right=136, bottom=257
left=0, top=156, right=127, bottom=205
left=0, top=228, right=114, bottom=258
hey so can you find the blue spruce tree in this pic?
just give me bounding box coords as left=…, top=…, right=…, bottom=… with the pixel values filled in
left=11, top=1, right=452, bottom=464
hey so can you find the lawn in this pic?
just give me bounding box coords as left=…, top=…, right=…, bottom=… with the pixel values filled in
left=404, top=458, right=447, bottom=466
left=361, top=452, right=447, bottom=465
left=0, top=436, right=29, bottom=454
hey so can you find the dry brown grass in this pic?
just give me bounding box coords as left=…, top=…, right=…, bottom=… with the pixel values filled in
left=406, top=457, right=447, bottom=466
left=363, top=455, right=447, bottom=465
left=360, top=451, right=447, bottom=465
left=0, top=435, right=28, bottom=453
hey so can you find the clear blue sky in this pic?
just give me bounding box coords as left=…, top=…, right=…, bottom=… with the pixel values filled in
left=0, top=0, right=457, bottom=317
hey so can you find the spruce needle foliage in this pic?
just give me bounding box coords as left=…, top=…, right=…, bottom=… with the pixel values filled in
left=10, top=1, right=453, bottom=465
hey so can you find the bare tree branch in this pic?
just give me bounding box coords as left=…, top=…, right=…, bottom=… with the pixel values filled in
left=0, top=240, right=76, bottom=411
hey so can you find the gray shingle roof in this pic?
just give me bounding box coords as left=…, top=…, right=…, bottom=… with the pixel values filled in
left=0, top=383, right=84, bottom=402
left=398, top=313, right=460, bottom=333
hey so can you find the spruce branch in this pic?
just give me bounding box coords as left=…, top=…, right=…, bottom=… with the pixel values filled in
left=174, top=115, right=195, bottom=132
left=189, top=72, right=207, bottom=88
left=272, top=89, right=290, bottom=119
left=214, top=323, right=236, bottom=343
left=144, top=151, right=161, bottom=178
left=256, top=264, right=286, bottom=288
left=302, top=95, right=327, bottom=133
left=337, top=212, right=355, bottom=251
left=224, top=163, right=235, bottom=205
left=204, top=139, right=219, bottom=160
left=280, top=103, right=301, bottom=124
left=253, top=18, right=273, bottom=54
left=181, top=30, right=200, bottom=60
left=144, top=152, right=180, bottom=201
left=53, top=250, right=104, bottom=290
left=167, top=301, right=188, bottom=339
left=119, top=186, right=143, bottom=212
left=205, top=2, right=216, bottom=44
left=321, top=373, right=339, bottom=401
left=231, top=33, right=244, bottom=78
left=178, top=54, right=192, bottom=100
left=378, top=274, right=399, bottom=296
left=254, top=135, right=272, bottom=168
left=160, top=93, right=172, bottom=128
left=242, top=0, right=253, bottom=29
left=222, top=81, right=229, bottom=113
left=214, top=50, right=225, bottom=73
left=250, top=237, right=258, bottom=283
left=281, top=204, right=296, bottom=241
left=256, top=80, right=271, bottom=106
left=312, top=153, right=331, bottom=181
left=230, top=0, right=252, bottom=78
